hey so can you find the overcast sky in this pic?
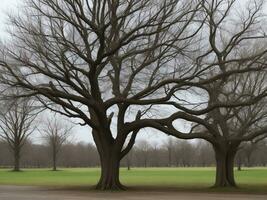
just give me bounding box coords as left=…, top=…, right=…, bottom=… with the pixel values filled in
left=0, top=0, right=18, bottom=38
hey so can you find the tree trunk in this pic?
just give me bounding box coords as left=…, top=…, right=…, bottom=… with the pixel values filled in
left=52, top=151, right=57, bottom=171
left=237, top=163, right=241, bottom=171
left=95, top=149, right=125, bottom=190
left=126, top=156, right=131, bottom=170
left=213, top=146, right=237, bottom=187
left=237, top=156, right=242, bottom=171
left=13, top=148, right=21, bottom=172
left=247, top=155, right=252, bottom=167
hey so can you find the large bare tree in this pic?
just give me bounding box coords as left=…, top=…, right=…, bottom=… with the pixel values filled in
left=0, top=0, right=203, bottom=189
left=142, top=68, right=267, bottom=187
left=0, top=0, right=266, bottom=190
left=126, top=0, right=267, bottom=188
left=204, top=71, right=267, bottom=187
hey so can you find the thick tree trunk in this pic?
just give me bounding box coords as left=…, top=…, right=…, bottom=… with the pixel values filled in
left=13, top=148, right=21, bottom=172
left=213, top=146, right=237, bottom=187
left=90, top=109, right=130, bottom=191
left=96, top=150, right=124, bottom=190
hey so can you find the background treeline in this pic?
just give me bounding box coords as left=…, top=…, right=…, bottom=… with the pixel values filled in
left=1, top=139, right=266, bottom=169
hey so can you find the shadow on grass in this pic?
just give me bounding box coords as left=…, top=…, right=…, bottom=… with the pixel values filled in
left=49, top=169, right=64, bottom=172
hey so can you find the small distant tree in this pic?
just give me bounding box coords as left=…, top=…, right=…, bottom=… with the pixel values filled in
left=195, top=140, right=214, bottom=167
left=151, top=142, right=160, bottom=167
left=0, top=98, right=37, bottom=171
left=164, top=138, right=174, bottom=167
left=125, top=150, right=133, bottom=171
left=241, top=142, right=258, bottom=167
left=41, top=116, right=73, bottom=171
left=136, top=140, right=151, bottom=168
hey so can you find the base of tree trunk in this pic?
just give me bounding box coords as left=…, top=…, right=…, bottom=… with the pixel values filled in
left=212, top=180, right=237, bottom=188
left=14, top=153, right=21, bottom=172
left=52, top=165, right=57, bottom=171
left=211, top=184, right=238, bottom=188
left=213, top=168, right=237, bottom=188
left=95, top=157, right=126, bottom=190
left=12, top=168, right=22, bottom=172
left=95, top=180, right=127, bottom=190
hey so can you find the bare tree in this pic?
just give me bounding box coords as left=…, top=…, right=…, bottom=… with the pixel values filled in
left=209, top=70, right=267, bottom=187
left=175, top=140, right=194, bottom=167
left=195, top=140, right=214, bottom=167
left=239, top=141, right=264, bottom=168
left=0, top=0, right=204, bottom=190
left=162, top=70, right=267, bottom=187
left=0, top=0, right=267, bottom=190
left=153, top=70, right=267, bottom=187
left=235, top=151, right=243, bottom=171
left=127, top=0, right=267, bottom=188
left=124, top=150, right=133, bottom=170
left=136, top=140, right=152, bottom=168
left=41, top=116, right=73, bottom=171
left=59, top=142, right=100, bottom=167
left=164, top=137, right=174, bottom=167
left=0, top=98, right=37, bottom=171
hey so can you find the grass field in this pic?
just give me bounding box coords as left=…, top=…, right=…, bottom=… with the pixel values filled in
left=0, top=168, right=266, bottom=193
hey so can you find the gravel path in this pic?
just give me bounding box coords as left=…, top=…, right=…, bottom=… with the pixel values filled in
left=0, top=185, right=266, bottom=200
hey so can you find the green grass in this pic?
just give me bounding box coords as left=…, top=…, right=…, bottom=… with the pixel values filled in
left=0, top=167, right=266, bottom=193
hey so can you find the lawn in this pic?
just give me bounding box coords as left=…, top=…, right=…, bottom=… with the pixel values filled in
left=0, top=168, right=266, bottom=193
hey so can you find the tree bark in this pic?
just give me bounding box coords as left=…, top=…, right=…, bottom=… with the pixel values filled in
left=213, top=145, right=237, bottom=187
left=95, top=149, right=125, bottom=190
left=52, top=151, right=57, bottom=171
left=13, top=148, right=21, bottom=172
left=90, top=109, right=129, bottom=190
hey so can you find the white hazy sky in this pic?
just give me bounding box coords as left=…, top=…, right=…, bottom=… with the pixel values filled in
left=0, top=0, right=18, bottom=38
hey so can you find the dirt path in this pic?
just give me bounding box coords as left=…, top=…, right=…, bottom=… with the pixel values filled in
left=0, top=185, right=266, bottom=200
